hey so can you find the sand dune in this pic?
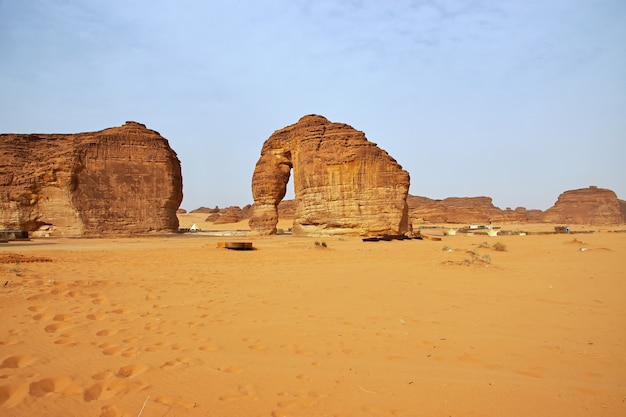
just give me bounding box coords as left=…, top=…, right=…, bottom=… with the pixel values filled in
left=1, top=225, right=625, bottom=416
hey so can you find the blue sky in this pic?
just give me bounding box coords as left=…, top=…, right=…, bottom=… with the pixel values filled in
left=1, top=0, right=625, bottom=211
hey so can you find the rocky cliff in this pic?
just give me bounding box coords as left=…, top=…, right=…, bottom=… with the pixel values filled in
left=542, top=186, right=624, bottom=224
left=250, top=115, right=410, bottom=236
left=407, top=196, right=545, bottom=224
left=408, top=196, right=504, bottom=224
left=407, top=186, right=624, bottom=226
left=0, top=122, right=183, bottom=236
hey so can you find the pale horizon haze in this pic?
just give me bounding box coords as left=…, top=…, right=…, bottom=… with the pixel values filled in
left=1, top=1, right=625, bottom=211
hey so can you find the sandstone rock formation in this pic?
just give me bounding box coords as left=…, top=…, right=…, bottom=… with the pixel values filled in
left=542, top=186, right=624, bottom=224
left=406, top=186, right=624, bottom=226
left=407, top=195, right=544, bottom=225
left=0, top=122, right=183, bottom=236
left=408, top=196, right=503, bottom=224
left=250, top=115, right=410, bottom=236
left=212, top=206, right=245, bottom=224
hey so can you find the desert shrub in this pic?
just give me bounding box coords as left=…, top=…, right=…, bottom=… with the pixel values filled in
left=321, top=242, right=327, bottom=248
left=478, top=241, right=490, bottom=248
left=493, top=242, right=504, bottom=251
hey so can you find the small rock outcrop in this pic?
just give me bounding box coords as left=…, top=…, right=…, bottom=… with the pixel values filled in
left=250, top=115, right=410, bottom=236
left=0, top=122, right=183, bottom=236
left=542, top=186, right=624, bottom=224
left=212, top=206, right=245, bottom=224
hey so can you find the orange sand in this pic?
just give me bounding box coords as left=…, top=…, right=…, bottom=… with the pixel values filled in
left=1, top=222, right=625, bottom=416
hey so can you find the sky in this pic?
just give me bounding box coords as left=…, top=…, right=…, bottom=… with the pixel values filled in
left=1, top=0, right=625, bottom=211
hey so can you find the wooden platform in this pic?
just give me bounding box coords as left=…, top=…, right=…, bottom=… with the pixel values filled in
left=217, top=242, right=254, bottom=250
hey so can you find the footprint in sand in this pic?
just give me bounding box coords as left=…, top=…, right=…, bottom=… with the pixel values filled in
left=0, top=330, right=22, bottom=346
left=109, top=308, right=131, bottom=315
left=219, top=384, right=259, bottom=402
left=29, top=376, right=73, bottom=397
left=1, top=355, right=37, bottom=369
left=243, top=338, right=268, bottom=351
left=115, top=364, right=149, bottom=378
left=153, top=395, right=197, bottom=409
left=144, top=294, right=160, bottom=301
left=121, top=347, right=139, bottom=358
left=86, top=312, right=108, bottom=321
left=83, top=379, right=147, bottom=402
left=161, top=357, right=197, bottom=368
left=92, top=370, right=115, bottom=380
left=0, top=383, right=29, bottom=408
left=272, top=390, right=325, bottom=415
left=96, top=329, right=119, bottom=337
left=99, top=404, right=123, bottom=417
left=100, top=344, right=125, bottom=356
left=122, top=337, right=141, bottom=344
left=170, top=343, right=185, bottom=351
left=32, top=312, right=54, bottom=321
left=44, top=322, right=71, bottom=333
left=54, top=337, right=78, bottom=347
left=218, top=365, right=243, bottom=374
left=52, top=313, right=72, bottom=322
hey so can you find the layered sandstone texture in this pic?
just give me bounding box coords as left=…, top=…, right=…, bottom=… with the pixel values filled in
left=542, top=186, right=624, bottom=224
left=406, top=186, right=625, bottom=226
left=0, top=122, right=183, bottom=236
left=407, top=196, right=544, bottom=225
left=250, top=115, right=410, bottom=236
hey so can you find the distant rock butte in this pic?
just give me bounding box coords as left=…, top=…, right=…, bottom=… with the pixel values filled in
left=407, top=186, right=624, bottom=225
left=0, top=121, right=183, bottom=236
left=211, top=206, right=245, bottom=224
left=542, top=186, right=624, bottom=225
left=250, top=115, right=410, bottom=236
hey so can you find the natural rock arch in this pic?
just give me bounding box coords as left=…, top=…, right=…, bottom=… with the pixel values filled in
left=250, top=115, right=410, bottom=236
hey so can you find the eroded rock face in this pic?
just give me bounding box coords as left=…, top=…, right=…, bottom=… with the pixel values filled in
left=212, top=206, right=244, bottom=224
left=406, top=186, right=624, bottom=226
left=0, top=122, right=183, bottom=236
left=408, top=196, right=503, bottom=224
left=542, top=186, right=624, bottom=224
left=250, top=115, right=410, bottom=236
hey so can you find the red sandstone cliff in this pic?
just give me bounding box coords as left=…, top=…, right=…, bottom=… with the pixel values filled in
left=542, top=186, right=623, bottom=224
left=406, top=186, right=623, bottom=226
left=0, top=122, right=183, bottom=236
left=250, top=115, right=410, bottom=236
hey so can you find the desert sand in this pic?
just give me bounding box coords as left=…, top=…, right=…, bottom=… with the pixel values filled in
left=1, top=217, right=625, bottom=417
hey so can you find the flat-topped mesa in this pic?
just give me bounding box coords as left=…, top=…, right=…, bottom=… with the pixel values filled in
left=0, top=121, right=183, bottom=236
left=250, top=115, right=411, bottom=236
left=542, top=186, right=624, bottom=225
